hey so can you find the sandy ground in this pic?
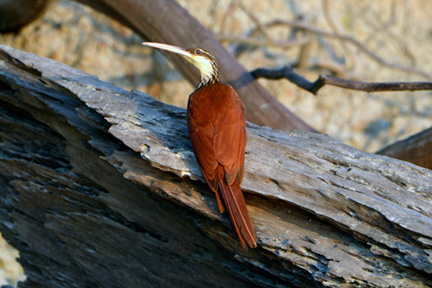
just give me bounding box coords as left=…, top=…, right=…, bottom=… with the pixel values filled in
left=0, top=0, right=431, bottom=284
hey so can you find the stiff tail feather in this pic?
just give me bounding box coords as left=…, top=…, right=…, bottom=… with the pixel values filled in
left=218, top=179, right=257, bottom=249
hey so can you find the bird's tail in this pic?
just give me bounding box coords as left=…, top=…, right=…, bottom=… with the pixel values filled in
left=218, top=178, right=257, bottom=250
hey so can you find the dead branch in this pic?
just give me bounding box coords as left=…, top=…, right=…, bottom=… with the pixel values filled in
left=322, top=0, right=357, bottom=71
left=257, top=19, right=432, bottom=80
left=362, top=1, right=416, bottom=65
left=251, top=66, right=432, bottom=94
left=216, top=34, right=309, bottom=49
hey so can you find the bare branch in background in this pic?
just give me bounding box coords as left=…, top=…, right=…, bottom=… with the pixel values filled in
left=219, top=0, right=237, bottom=36
left=222, top=12, right=431, bottom=80
left=261, top=19, right=432, bottom=79
left=322, top=0, right=357, bottom=71
left=236, top=1, right=269, bottom=40
left=217, top=34, right=309, bottom=49
left=363, top=0, right=416, bottom=65
left=251, top=66, right=432, bottom=95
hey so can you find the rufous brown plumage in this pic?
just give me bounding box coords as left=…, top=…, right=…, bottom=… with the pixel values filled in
left=142, top=42, right=257, bottom=249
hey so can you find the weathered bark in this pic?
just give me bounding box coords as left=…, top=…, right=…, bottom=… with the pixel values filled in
left=0, top=45, right=431, bottom=288
left=377, top=127, right=432, bottom=170
left=73, top=0, right=315, bottom=132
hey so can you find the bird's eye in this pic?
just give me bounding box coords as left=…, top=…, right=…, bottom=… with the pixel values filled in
left=196, top=49, right=202, bottom=55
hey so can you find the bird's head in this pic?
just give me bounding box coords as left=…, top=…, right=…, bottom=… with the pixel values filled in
left=142, top=42, right=220, bottom=87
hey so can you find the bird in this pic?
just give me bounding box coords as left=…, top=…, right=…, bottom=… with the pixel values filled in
left=142, top=42, right=257, bottom=250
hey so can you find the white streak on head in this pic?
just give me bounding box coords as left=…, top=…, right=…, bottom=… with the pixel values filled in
left=188, top=55, right=214, bottom=84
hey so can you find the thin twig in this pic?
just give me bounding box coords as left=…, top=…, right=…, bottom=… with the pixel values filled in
left=217, top=34, right=309, bottom=48
left=236, top=1, right=269, bottom=40
left=363, top=1, right=416, bottom=65
left=322, top=0, right=356, bottom=71
left=260, top=19, right=432, bottom=80
left=219, top=0, right=237, bottom=36
left=251, top=66, right=432, bottom=95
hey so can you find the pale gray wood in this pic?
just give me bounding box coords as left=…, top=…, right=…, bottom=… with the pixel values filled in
left=0, top=45, right=431, bottom=287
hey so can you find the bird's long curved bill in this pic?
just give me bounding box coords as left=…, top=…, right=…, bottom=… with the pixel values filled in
left=142, top=42, right=192, bottom=58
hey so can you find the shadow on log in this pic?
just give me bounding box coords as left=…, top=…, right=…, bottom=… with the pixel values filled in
left=0, top=45, right=431, bottom=287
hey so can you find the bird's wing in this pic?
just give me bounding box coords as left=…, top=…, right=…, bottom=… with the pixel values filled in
left=187, top=84, right=246, bottom=188
left=212, top=88, right=246, bottom=185
left=188, top=120, right=218, bottom=188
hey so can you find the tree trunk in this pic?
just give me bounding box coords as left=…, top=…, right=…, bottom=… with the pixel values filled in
left=0, top=45, right=431, bottom=288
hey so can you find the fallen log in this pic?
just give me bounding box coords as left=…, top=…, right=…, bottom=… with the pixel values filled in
left=0, top=45, right=431, bottom=287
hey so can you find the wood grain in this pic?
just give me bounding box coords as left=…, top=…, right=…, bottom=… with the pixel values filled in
left=0, top=45, right=431, bottom=287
